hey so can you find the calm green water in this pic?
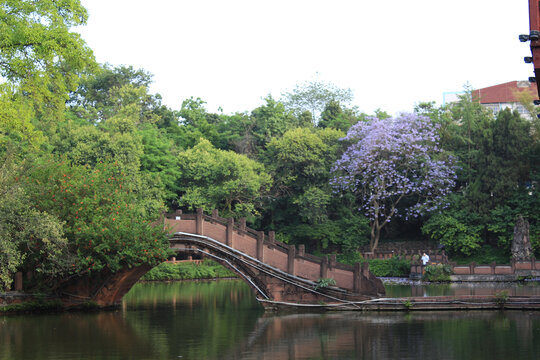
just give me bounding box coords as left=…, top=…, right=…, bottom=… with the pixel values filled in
left=1, top=280, right=540, bottom=360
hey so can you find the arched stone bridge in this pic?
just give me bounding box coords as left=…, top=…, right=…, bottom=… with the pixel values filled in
left=60, top=209, right=384, bottom=309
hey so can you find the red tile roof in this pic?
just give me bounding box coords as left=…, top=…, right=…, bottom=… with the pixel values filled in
left=472, top=81, right=538, bottom=104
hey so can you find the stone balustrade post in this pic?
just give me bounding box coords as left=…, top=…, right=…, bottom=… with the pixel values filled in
left=226, top=218, right=234, bottom=247
left=287, top=245, right=296, bottom=275
left=239, top=218, right=246, bottom=231
left=175, top=209, right=182, bottom=220
left=362, top=261, right=370, bottom=277
left=320, top=256, right=328, bottom=278
left=256, top=231, right=264, bottom=261
left=268, top=231, right=275, bottom=245
left=329, top=254, right=336, bottom=269
left=353, top=262, right=362, bottom=293
left=196, top=208, right=204, bottom=235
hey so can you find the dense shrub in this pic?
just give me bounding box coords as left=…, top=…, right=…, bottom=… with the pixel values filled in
left=366, top=257, right=411, bottom=277
left=141, top=260, right=236, bottom=281
left=422, top=263, right=453, bottom=282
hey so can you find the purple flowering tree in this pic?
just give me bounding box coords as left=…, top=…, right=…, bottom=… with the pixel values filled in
left=331, top=113, right=456, bottom=252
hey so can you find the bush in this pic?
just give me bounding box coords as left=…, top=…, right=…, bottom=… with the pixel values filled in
left=141, top=260, right=236, bottom=281
left=450, top=245, right=510, bottom=265
left=422, top=263, right=453, bottom=282
left=367, top=257, right=411, bottom=277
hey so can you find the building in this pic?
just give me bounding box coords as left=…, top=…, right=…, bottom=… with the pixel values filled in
left=444, top=81, right=539, bottom=119
left=472, top=80, right=538, bottom=119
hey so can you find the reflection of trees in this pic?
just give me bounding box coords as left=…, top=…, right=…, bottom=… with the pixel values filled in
left=223, top=311, right=540, bottom=360
left=0, top=312, right=157, bottom=359
left=2, top=282, right=540, bottom=360
left=122, top=280, right=263, bottom=359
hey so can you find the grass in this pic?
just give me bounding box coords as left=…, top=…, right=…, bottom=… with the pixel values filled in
left=0, top=299, right=64, bottom=314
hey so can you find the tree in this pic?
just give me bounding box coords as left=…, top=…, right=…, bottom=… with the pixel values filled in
left=281, top=80, right=353, bottom=122
left=332, top=113, right=456, bottom=252
left=24, top=158, right=170, bottom=278
left=176, top=139, right=271, bottom=218
left=0, top=153, right=70, bottom=291
left=0, top=0, right=95, bottom=118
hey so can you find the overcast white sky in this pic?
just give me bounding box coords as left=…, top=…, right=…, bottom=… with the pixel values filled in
left=77, top=0, right=532, bottom=116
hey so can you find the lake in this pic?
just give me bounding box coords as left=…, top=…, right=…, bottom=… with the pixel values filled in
left=1, top=280, right=539, bottom=359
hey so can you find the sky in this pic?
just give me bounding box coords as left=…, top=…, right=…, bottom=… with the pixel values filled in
left=76, top=0, right=533, bottom=116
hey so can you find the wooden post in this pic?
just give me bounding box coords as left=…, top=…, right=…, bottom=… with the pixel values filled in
left=298, top=244, right=305, bottom=257
left=256, top=231, right=264, bottom=261
left=226, top=218, right=234, bottom=247
left=196, top=208, right=204, bottom=235
left=287, top=244, right=296, bottom=275
left=211, top=209, right=219, bottom=219
left=353, top=262, right=362, bottom=293
left=491, top=261, right=496, bottom=275
left=320, top=256, right=328, bottom=278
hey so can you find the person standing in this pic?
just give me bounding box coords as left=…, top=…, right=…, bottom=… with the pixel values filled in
left=421, top=252, right=430, bottom=266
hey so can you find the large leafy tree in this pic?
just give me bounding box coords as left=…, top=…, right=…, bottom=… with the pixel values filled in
left=259, top=127, right=369, bottom=252
left=281, top=80, right=354, bottom=122
left=0, top=0, right=95, bottom=119
left=0, top=153, right=70, bottom=291
left=176, top=139, right=271, bottom=218
left=332, top=113, right=456, bottom=251
left=24, top=159, right=169, bottom=278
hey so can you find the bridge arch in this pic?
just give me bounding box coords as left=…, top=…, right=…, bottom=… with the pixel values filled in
left=60, top=209, right=384, bottom=309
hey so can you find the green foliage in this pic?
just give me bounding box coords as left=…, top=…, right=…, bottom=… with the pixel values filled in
left=494, top=290, right=509, bottom=307
left=314, top=277, right=336, bottom=290
left=365, top=257, right=411, bottom=277
left=281, top=80, right=354, bottom=122
left=0, top=153, right=71, bottom=291
left=23, top=158, right=170, bottom=275
left=0, top=0, right=96, bottom=118
left=450, top=245, right=510, bottom=265
left=422, top=263, right=453, bottom=282
left=0, top=299, right=64, bottom=314
left=251, top=96, right=300, bottom=149
left=402, top=299, right=414, bottom=310
left=0, top=85, right=44, bottom=154
left=176, top=139, right=271, bottom=217
left=422, top=212, right=482, bottom=256
left=141, top=260, right=236, bottom=281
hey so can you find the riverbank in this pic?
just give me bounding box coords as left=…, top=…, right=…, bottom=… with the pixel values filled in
left=260, top=294, right=540, bottom=311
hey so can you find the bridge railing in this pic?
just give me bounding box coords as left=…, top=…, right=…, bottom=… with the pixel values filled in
left=164, top=209, right=375, bottom=293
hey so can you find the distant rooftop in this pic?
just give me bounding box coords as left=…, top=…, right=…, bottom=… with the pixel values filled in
left=472, top=80, right=538, bottom=104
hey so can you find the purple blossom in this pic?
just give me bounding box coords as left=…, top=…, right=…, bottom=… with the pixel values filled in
left=331, top=113, right=457, bottom=250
